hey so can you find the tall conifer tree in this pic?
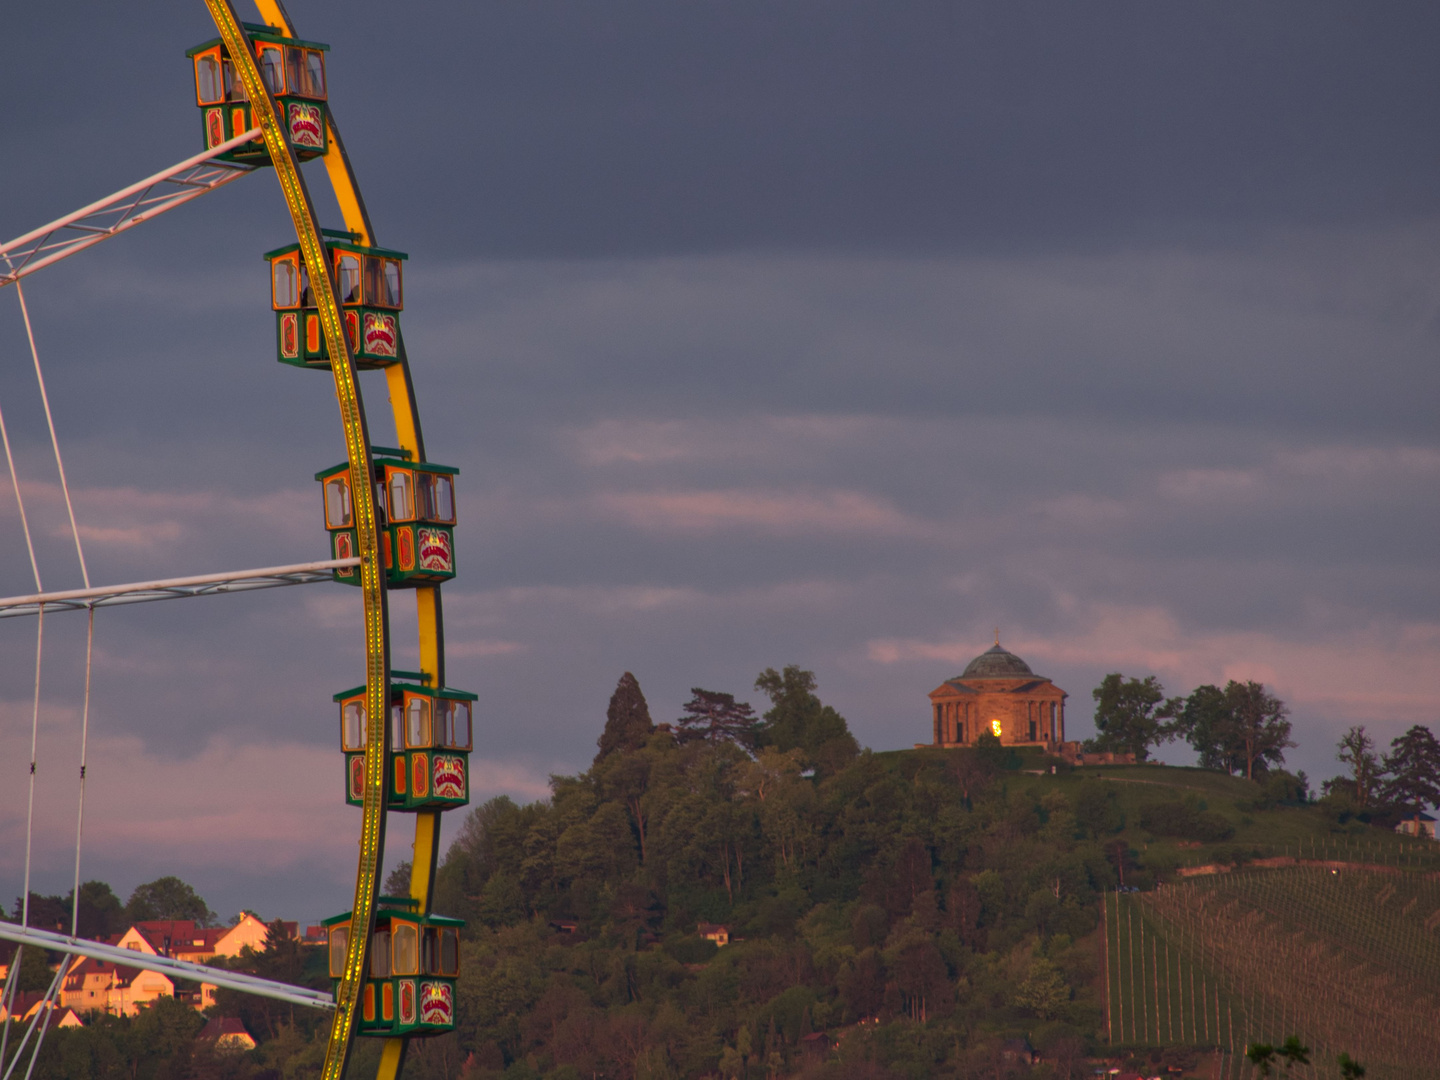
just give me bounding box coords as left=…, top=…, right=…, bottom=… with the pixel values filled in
left=595, top=671, right=655, bottom=763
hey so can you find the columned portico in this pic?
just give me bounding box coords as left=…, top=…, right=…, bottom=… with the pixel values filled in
left=927, top=640, right=1067, bottom=749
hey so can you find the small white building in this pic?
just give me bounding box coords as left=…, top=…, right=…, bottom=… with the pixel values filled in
left=1395, top=812, right=1437, bottom=840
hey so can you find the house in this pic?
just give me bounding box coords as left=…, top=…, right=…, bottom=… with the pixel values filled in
left=998, top=1037, right=1036, bottom=1065
left=0, top=992, right=83, bottom=1028
left=197, top=1016, right=257, bottom=1051
left=1395, top=812, right=1437, bottom=840
left=108, top=914, right=296, bottom=1012
left=697, top=923, right=730, bottom=947
left=215, top=914, right=296, bottom=958
left=800, top=1032, right=831, bottom=1060
left=60, top=956, right=175, bottom=1018
left=115, top=920, right=226, bottom=964
left=60, top=915, right=297, bottom=1018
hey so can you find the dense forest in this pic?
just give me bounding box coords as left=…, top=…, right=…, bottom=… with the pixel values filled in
left=10, top=667, right=1435, bottom=1079
left=418, top=667, right=1109, bottom=1079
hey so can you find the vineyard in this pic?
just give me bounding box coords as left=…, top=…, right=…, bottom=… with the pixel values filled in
left=1104, top=866, right=1440, bottom=1078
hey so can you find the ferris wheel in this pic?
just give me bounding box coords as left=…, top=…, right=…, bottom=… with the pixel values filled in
left=0, top=2, right=470, bottom=1078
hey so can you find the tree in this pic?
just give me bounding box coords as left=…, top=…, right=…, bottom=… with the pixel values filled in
left=1175, top=681, right=1293, bottom=780
left=1335, top=726, right=1382, bottom=807
left=1227, top=681, right=1294, bottom=780
left=1013, top=955, right=1068, bottom=1020
left=384, top=861, right=412, bottom=896
left=1247, top=1036, right=1308, bottom=1074
left=9, top=943, right=56, bottom=991
left=76, top=880, right=125, bottom=940
left=124, top=876, right=216, bottom=926
left=1381, top=725, right=1440, bottom=812
left=595, top=672, right=654, bottom=763
left=1173, top=684, right=1237, bottom=773
left=753, top=665, right=858, bottom=775
left=8, top=892, right=69, bottom=932
left=676, top=688, right=758, bottom=748
left=1090, top=673, right=1173, bottom=761
left=1246, top=1043, right=1277, bottom=1076
left=1337, top=1052, right=1366, bottom=1078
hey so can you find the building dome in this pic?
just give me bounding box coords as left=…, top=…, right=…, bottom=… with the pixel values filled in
left=960, top=643, right=1035, bottom=679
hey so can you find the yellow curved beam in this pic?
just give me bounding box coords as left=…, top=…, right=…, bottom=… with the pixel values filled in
left=200, top=6, right=390, bottom=1080
left=250, top=5, right=449, bottom=1077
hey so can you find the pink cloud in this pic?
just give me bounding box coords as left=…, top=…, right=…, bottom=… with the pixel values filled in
left=0, top=481, right=315, bottom=559
left=597, top=487, right=928, bottom=537
left=570, top=414, right=892, bottom=466
left=867, top=604, right=1440, bottom=725
left=0, top=710, right=552, bottom=881
left=445, top=638, right=527, bottom=659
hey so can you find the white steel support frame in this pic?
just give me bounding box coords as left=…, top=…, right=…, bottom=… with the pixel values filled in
left=0, top=130, right=261, bottom=288
left=0, top=923, right=334, bottom=1011
left=0, top=557, right=360, bottom=618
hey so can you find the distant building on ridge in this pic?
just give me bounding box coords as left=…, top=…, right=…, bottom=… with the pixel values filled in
left=925, top=638, right=1067, bottom=748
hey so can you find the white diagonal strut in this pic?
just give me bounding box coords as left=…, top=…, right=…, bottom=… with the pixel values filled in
left=0, top=557, right=362, bottom=618
left=0, top=923, right=334, bottom=1011
left=0, top=129, right=262, bottom=288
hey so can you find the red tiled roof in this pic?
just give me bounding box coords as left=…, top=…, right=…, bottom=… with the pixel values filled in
left=130, top=920, right=203, bottom=954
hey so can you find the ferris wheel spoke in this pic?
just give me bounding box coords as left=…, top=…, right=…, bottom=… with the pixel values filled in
left=0, top=557, right=361, bottom=618
left=0, top=130, right=261, bottom=289
left=0, top=924, right=335, bottom=1012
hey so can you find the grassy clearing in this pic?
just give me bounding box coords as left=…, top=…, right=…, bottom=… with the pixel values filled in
left=1000, top=759, right=1440, bottom=876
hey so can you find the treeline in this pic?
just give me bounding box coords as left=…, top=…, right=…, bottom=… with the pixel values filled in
left=1087, top=674, right=1295, bottom=779
left=1088, top=671, right=1440, bottom=825
left=1322, top=723, right=1440, bottom=817
left=417, top=667, right=1110, bottom=1079
left=2, top=876, right=220, bottom=993
left=13, top=666, right=1438, bottom=1079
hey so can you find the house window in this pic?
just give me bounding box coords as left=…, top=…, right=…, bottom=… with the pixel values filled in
left=991, top=719, right=1002, bottom=738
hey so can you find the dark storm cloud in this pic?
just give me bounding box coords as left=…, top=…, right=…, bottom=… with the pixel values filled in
left=2, top=2, right=1437, bottom=921
left=7, top=3, right=1440, bottom=257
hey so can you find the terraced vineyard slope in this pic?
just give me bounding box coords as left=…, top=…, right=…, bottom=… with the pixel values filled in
left=1105, top=866, right=1440, bottom=1078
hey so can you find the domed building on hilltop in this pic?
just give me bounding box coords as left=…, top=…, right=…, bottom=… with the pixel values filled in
left=925, top=638, right=1068, bottom=749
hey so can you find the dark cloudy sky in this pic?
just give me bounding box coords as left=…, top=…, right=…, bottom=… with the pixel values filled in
left=2, top=1, right=1437, bottom=925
